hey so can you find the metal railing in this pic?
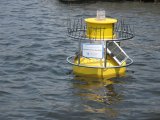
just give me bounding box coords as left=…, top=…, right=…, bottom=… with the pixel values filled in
left=67, top=18, right=134, bottom=41
left=66, top=55, right=133, bottom=68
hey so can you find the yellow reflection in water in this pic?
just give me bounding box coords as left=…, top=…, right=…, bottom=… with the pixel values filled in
left=73, top=76, right=124, bottom=118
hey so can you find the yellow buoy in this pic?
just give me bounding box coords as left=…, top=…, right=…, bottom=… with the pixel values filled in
left=67, top=10, right=134, bottom=78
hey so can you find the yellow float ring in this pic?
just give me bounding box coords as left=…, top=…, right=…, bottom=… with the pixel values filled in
left=73, top=56, right=126, bottom=79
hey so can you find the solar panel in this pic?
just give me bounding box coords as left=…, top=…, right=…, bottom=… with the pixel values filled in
left=107, top=41, right=129, bottom=65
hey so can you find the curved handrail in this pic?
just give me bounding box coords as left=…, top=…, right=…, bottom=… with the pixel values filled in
left=67, top=18, right=135, bottom=42
left=66, top=55, right=133, bottom=69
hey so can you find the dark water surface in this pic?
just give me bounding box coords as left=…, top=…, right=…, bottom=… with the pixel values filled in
left=0, top=0, right=160, bottom=120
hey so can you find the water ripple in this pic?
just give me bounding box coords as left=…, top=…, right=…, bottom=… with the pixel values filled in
left=0, top=0, right=159, bottom=120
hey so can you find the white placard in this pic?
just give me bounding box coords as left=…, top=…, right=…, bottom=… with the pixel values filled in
left=82, top=44, right=103, bottom=59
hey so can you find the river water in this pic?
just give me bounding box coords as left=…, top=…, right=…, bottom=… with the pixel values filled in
left=0, top=0, right=160, bottom=120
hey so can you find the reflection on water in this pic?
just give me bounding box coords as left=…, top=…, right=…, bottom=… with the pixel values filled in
left=73, top=76, right=124, bottom=118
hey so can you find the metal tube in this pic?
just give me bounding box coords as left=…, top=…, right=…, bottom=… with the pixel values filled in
left=78, top=38, right=81, bottom=65
left=104, top=41, right=107, bottom=68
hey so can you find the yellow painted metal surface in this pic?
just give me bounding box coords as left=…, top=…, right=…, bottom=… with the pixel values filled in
left=85, top=18, right=117, bottom=39
left=73, top=56, right=126, bottom=78
left=85, top=18, right=117, bottom=24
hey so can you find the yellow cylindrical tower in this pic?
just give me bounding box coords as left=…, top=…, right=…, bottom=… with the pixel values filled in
left=85, top=18, right=117, bottom=39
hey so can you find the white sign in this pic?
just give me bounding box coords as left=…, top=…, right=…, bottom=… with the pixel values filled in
left=82, top=44, right=103, bottom=59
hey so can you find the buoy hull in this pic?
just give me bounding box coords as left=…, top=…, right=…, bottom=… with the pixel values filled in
left=73, top=57, right=126, bottom=78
